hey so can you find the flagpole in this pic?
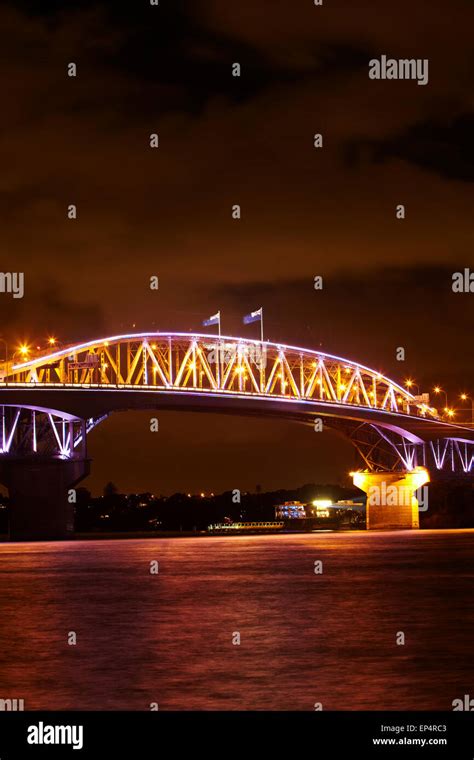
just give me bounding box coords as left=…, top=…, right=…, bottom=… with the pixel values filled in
left=260, top=308, right=263, bottom=343
left=218, top=311, right=221, bottom=339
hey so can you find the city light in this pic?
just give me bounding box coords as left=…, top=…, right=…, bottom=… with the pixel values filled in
left=18, top=344, right=30, bottom=357
left=433, top=386, right=448, bottom=410
left=48, top=337, right=57, bottom=345
left=312, top=499, right=332, bottom=508
left=458, top=394, right=474, bottom=424
left=405, top=378, right=420, bottom=396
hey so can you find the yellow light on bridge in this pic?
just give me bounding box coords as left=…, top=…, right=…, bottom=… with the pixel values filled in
left=460, top=393, right=468, bottom=401
left=447, top=409, right=455, bottom=418
left=48, top=337, right=57, bottom=346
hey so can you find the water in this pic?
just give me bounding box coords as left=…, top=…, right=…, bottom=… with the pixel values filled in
left=0, top=530, right=473, bottom=711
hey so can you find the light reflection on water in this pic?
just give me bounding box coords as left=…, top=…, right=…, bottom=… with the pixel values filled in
left=0, top=530, right=472, bottom=710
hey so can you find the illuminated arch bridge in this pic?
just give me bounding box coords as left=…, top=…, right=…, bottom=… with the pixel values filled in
left=0, top=332, right=473, bottom=475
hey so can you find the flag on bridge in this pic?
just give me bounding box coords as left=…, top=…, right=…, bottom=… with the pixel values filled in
left=203, top=311, right=221, bottom=336
left=243, top=307, right=264, bottom=342
left=243, top=307, right=262, bottom=325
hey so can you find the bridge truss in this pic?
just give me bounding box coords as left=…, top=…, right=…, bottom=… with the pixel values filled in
left=0, top=333, right=472, bottom=474
left=1, top=333, right=432, bottom=413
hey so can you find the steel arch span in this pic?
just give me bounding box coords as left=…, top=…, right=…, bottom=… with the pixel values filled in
left=0, top=332, right=473, bottom=474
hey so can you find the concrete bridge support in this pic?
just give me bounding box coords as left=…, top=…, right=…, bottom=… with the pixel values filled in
left=353, top=468, right=430, bottom=530
left=0, top=458, right=90, bottom=541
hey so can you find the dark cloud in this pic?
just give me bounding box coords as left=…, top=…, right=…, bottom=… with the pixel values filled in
left=346, top=114, right=474, bottom=182
left=0, top=279, right=106, bottom=343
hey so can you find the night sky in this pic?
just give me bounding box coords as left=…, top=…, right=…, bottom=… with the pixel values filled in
left=1, top=0, right=473, bottom=494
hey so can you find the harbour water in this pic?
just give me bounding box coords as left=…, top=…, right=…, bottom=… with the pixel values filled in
left=0, top=530, right=472, bottom=710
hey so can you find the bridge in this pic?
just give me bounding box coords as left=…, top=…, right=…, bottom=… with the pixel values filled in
left=0, top=332, right=472, bottom=539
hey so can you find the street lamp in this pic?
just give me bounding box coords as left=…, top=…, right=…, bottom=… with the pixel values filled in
left=460, top=394, right=474, bottom=424
left=405, top=379, right=419, bottom=396
left=433, top=386, right=448, bottom=414
left=14, top=344, right=31, bottom=361
left=8, top=344, right=32, bottom=384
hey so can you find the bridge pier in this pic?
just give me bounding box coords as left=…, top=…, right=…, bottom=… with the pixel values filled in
left=0, top=458, right=90, bottom=541
left=353, top=468, right=429, bottom=530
